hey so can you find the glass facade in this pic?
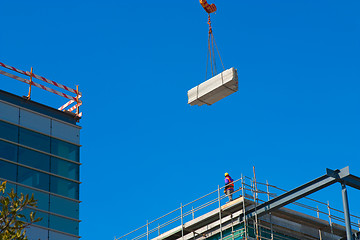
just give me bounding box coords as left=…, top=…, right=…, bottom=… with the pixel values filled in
left=0, top=160, right=17, bottom=182
left=19, top=147, right=50, bottom=172
left=0, top=140, right=18, bottom=162
left=18, top=166, right=50, bottom=192
left=50, top=195, right=79, bottom=219
left=19, top=128, right=51, bottom=153
left=51, top=157, right=79, bottom=181
left=0, top=120, right=18, bottom=142
left=51, top=138, right=80, bottom=162
left=0, top=114, right=80, bottom=239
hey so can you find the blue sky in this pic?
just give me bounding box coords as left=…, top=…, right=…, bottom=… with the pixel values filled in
left=1, top=0, right=360, bottom=239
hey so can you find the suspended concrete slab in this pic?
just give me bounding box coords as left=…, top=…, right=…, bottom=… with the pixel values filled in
left=187, top=68, right=238, bottom=106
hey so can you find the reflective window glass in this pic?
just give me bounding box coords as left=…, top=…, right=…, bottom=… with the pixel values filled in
left=0, top=121, right=18, bottom=142
left=50, top=176, right=79, bottom=200
left=19, top=147, right=50, bottom=172
left=22, top=208, right=49, bottom=228
left=49, top=231, right=79, bottom=240
left=50, top=195, right=79, bottom=219
left=4, top=182, right=17, bottom=195
left=51, top=157, right=79, bottom=181
left=51, top=138, right=79, bottom=162
left=0, top=160, right=17, bottom=182
left=18, top=167, right=50, bottom=192
left=26, top=226, right=49, bottom=240
left=19, top=128, right=50, bottom=153
left=0, top=140, right=18, bottom=162
left=17, top=186, right=50, bottom=212
left=49, top=215, right=79, bottom=236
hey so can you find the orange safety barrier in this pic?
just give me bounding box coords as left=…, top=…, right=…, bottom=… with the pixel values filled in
left=0, top=61, right=82, bottom=118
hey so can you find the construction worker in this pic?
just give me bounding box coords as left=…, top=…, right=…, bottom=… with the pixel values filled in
left=224, top=173, right=234, bottom=201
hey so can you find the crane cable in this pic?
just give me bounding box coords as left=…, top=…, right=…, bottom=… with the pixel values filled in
left=205, top=13, right=225, bottom=81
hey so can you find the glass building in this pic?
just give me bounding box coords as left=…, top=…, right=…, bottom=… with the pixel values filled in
left=0, top=89, right=81, bottom=240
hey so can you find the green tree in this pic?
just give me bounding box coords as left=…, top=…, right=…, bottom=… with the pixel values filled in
left=0, top=181, right=42, bottom=240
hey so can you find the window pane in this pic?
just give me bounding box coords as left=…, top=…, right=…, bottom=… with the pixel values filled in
left=18, top=167, right=50, bottom=192
left=26, top=226, right=49, bottom=240
left=50, top=176, right=79, bottom=200
left=49, top=215, right=79, bottom=236
left=19, top=147, right=50, bottom=172
left=4, top=182, right=17, bottom=195
left=17, top=186, right=49, bottom=212
left=50, top=195, right=79, bottom=219
left=22, top=208, right=49, bottom=228
left=49, top=231, right=79, bottom=240
left=19, top=128, right=50, bottom=153
left=0, top=160, right=17, bottom=182
left=0, top=121, right=18, bottom=142
left=51, top=157, right=79, bottom=181
left=51, top=138, right=79, bottom=162
left=0, top=140, right=18, bottom=162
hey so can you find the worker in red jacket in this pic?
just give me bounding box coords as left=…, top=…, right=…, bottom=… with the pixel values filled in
left=224, top=173, right=234, bottom=201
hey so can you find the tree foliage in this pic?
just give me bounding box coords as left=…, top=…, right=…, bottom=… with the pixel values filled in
left=0, top=181, right=42, bottom=240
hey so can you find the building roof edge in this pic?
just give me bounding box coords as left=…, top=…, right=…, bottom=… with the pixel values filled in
left=0, top=89, right=80, bottom=125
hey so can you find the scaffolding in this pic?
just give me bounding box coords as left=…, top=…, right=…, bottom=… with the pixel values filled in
left=115, top=167, right=360, bottom=240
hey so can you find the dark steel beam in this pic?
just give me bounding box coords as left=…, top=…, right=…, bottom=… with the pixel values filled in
left=241, top=166, right=360, bottom=239
left=243, top=166, right=357, bottom=219
left=244, top=167, right=345, bottom=220
left=342, top=174, right=360, bottom=191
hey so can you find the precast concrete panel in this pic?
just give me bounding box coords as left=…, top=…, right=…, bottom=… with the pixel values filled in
left=26, top=226, right=49, bottom=240
left=188, top=68, right=238, bottom=106
left=49, top=231, right=79, bottom=240
left=0, top=101, right=19, bottom=124
left=20, top=109, right=51, bottom=135
left=51, top=120, right=80, bottom=144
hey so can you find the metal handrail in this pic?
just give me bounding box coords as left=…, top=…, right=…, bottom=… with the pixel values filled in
left=115, top=175, right=360, bottom=240
left=116, top=181, right=232, bottom=240
left=267, top=184, right=329, bottom=206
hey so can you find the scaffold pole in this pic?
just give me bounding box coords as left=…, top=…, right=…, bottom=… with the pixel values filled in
left=316, top=206, right=323, bottom=240
left=266, top=180, right=274, bottom=240
left=241, top=174, right=248, bottom=240
left=146, top=220, right=149, bottom=240
left=327, top=201, right=333, bottom=234
left=181, top=203, right=184, bottom=240
left=218, top=185, right=223, bottom=239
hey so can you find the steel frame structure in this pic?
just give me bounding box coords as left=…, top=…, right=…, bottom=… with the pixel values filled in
left=116, top=166, right=360, bottom=240
left=243, top=166, right=360, bottom=240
